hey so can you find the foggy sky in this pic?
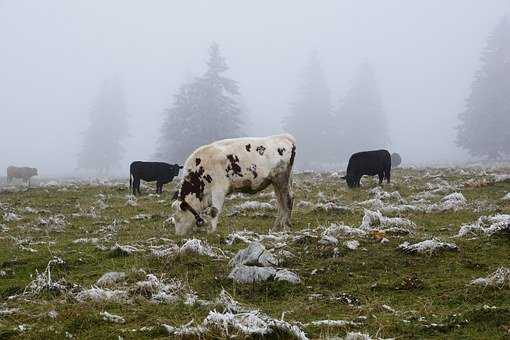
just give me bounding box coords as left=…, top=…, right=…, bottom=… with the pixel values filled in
left=1, top=0, right=508, bottom=176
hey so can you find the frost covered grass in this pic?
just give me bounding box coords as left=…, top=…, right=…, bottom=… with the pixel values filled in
left=0, top=167, right=509, bottom=338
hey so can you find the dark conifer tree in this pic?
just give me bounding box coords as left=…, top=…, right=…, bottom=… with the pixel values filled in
left=457, top=15, right=510, bottom=160
left=335, top=63, right=389, bottom=158
left=156, top=43, right=242, bottom=162
left=77, top=77, right=128, bottom=175
left=283, top=53, right=333, bottom=168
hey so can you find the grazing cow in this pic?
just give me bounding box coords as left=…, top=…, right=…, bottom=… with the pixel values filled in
left=129, top=161, right=183, bottom=195
left=341, top=150, right=391, bottom=188
left=391, top=152, right=402, bottom=168
left=7, top=166, right=38, bottom=186
left=171, top=134, right=296, bottom=235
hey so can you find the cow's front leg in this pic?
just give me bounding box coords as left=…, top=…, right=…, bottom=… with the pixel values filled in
left=209, top=190, right=225, bottom=233
left=133, top=178, right=140, bottom=195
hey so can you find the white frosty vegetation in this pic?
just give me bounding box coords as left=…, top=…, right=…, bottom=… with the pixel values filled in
left=110, top=243, right=139, bottom=256
left=397, top=239, right=458, bottom=255
left=162, top=290, right=308, bottom=339
left=161, top=321, right=206, bottom=337
left=228, top=242, right=300, bottom=284
left=3, top=212, right=21, bottom=222
left=229, top=242, right=278, bottom=267
left=38, top=214, right=67, bottom=232
left=76, top=287, right=129, bottom=303
left=23, top=257, right=69, bottom=296
left=470, top=267, right=510, bottom=288
left=323, top=224, right=367, bottom=238
left=344, top=332, right=373, bottom=340
left=228, top=265, right=277, bottom=283
left=344, top=240, right=360, bottom=250
left=100, top=311, right=125, bottom=323
left=457, top=214, right=510, bottom=237
left=96, top=272, right=126, bottom=287
left=233, top=201, right=275, bottom=211
left=179, top=239, right=224, bottom=258
left=434, top=192, right=466, bottom=212
left=360, top=209, right=415, bottom=234
left=306, top=319, right=360, bottom=327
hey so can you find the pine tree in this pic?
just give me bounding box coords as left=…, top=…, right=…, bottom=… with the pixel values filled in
left=457, top=15, right=510, bottom=160
left=156, top=43, right=242, bottom=162
left=283, top=53, right=333, bottom=168
left=335, top=63, right=389, bottom=158
left=77, top=77, right=128, bottom=175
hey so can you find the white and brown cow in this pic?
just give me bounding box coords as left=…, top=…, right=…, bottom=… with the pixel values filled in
left=171, top=134, right=296, bottom=235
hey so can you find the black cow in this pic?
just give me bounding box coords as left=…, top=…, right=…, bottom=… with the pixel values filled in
left=341, top=150, right=391, bottom=188
left=129, top=161, right=183, bottom=195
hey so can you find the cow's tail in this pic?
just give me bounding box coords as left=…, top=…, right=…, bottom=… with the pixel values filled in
left=129, top=172, right=132, bottom=189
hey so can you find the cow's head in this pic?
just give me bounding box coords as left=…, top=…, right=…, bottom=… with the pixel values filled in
left=341, top=174, right=356, bottom=188
left=171, top=196, right=204, bottom=235
left=170, top=166, right=207, bottom=235
left=170, top=164, right=183, bottom=177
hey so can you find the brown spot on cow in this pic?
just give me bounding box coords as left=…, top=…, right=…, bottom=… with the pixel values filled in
left=195, top=158, right=201, bottom=166
left=277, top=147, right=286, bottom=156
left=256, top=145, right=266, bottom=155
left=245, top=144, right=251, bottom=152
left=204, top=174, right=213, bottom=183
left=180, top=166, right=206, bottom=201
left=226, top=154, right=243, bottom=178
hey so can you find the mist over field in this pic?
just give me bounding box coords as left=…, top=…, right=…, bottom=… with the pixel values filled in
left=0, top=1, right=509, bottom=176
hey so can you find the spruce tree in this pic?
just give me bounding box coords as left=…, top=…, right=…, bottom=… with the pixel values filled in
left=457, top=15, right=510, bottom=160
left=77, top=77, right=128, bottom=175
left=283, top=53, right=333, bottom=168
left=156, top=43, right=242, bottom=162
left=335, top=63, right=389, bottom=158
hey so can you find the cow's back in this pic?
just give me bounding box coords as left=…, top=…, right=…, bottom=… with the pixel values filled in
left=182, top=134, right=296, bottom=194
left=7, top=166, right=15, bottom=177
left=347, top=150, right=390, bottom=175
left=7, top=166, right=33, bottom=179
left=131, top=161, right=175, bottom=181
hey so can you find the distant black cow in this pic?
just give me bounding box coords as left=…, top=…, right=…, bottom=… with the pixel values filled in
left=341, top=150, right=391, bottom=188
left=129, top=161, right=183, bottom=195
left=7, top=166, right=38, bottom=187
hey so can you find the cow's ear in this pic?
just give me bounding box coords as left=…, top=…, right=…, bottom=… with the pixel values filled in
left=172, top=191, right=179, bottom=200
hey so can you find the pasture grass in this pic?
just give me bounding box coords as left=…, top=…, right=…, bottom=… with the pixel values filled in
left=0, top=168, right=509, bottom=339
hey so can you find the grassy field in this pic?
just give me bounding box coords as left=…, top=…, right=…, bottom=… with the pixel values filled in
left=0, top=167, right=510, bottom=339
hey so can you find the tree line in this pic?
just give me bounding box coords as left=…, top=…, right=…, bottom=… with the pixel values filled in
left=77, top=15, right=510, bottom=174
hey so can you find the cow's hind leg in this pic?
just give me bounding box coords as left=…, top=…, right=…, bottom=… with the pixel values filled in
left=378, top=173, right=384, bottom=185
left=133, top=178, right=140, bottom=195
left=272, top=174, right=293, bottom=230
left=385, top=168, right=391, bottom=184
left=156, top=182, right=162, bottom=194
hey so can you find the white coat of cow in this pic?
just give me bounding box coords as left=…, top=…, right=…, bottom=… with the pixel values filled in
left=172, top=134, right=296, bottom=235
